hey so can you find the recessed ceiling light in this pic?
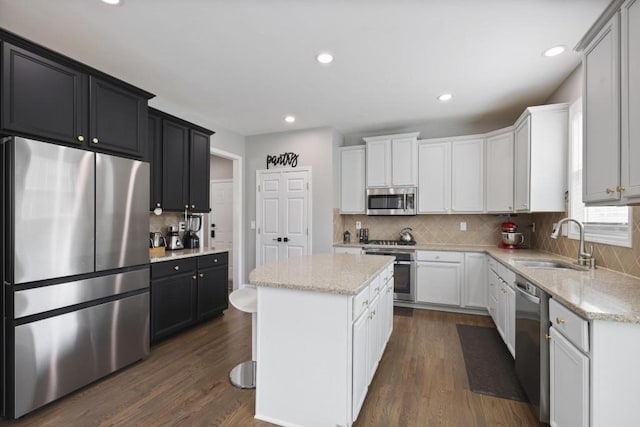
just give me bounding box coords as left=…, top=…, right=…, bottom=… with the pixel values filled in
left=284, top=115, right=296, bottom=123
left=101, top=0, right=121, bottom=5
left=543, top=45, right=566, bottom=57
left=316, top=52, right=334, bottom=64
left=437, top=93, right=453, bottom=102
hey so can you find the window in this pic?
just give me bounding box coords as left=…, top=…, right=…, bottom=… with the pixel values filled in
left=567, top=98, right=631, bottom=247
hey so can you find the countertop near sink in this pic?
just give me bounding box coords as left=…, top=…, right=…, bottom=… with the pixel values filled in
left=334, top=242, right=640, bottom=324
left=149, top=247, right=230, bottom=263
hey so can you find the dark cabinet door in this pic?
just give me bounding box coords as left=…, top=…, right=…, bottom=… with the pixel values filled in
left=162, top=119, right=189, bottom=211
left=189, top=129, right=211, bottom=213
left=89, top=76, right=147, bottom=158
left=197, top=265, right=228, bottom=320
left=1, top=43, right=87, bottom=145
left=148, top=112, right=163, bottom=210
left=151, top=273, right=197, bottom=342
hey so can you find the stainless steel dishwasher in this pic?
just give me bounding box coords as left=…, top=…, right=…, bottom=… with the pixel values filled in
left=514, top=274, right=550, bottom=424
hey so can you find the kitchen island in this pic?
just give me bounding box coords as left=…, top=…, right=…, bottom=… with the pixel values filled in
left=249, top=253, right=394, bottom=427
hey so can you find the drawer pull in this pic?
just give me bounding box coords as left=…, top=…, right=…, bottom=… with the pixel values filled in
left=192, top=275, right=197, bottom=280
left=199, top=273, right=204, bottom=278
left=374, top=287, right=380, bottom=292
left=91, top=137, right=99, bottom=144
left=77, top=135, right=85, bottom=142
left=555, top=317, right=566, bottom=324
left=363, top=300, right=369, bottom=306
left=214, top=258, right=218, bottom=263
left=174, top=265, right=180, bottom=271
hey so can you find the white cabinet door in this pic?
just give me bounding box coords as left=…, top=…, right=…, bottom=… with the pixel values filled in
left=514, top=115, right=531, bottom=211
left=550, top=326, right=590, bottom=427
left=340, top=146, right=366, bottom=213
left=496, top=282, right=507, bottom=342
left=391, top=136, right=417, bottom=186
left=352, top=310, right=368, bottom=422
left=418, top=141, right=450, bottom=213
left=367, top=293, right=381, bottom=384
left=583, top=13, right=621, bottom=204
left=366, top=139, right=391, bottom=187
left=416, top=261, right=463, bottom=306
left=621, top=0, right=640, bottom=200
left=451, top=138, right=484, bottom=212
left=463, top=253, right=486, bottom=308
left=486, top=131, right=514, bottom=212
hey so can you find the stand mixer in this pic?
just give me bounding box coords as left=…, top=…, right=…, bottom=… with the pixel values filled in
left=500, top=220, right=525, bottom=249
left=184, top=214, right=202, bottom=249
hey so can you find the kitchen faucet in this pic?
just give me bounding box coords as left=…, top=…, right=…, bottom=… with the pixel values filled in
left=550, top=218, right=595, bottom=268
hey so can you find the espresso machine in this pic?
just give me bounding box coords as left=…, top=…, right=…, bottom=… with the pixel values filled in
left=184, top=214, right=202, bottom=249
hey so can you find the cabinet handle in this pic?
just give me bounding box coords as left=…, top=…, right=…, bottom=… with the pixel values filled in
left=156, top=202, right=161, bottom=207
left=617, top=186, right=626, bottom=192
left=91, top=137, right=99, bottom=144
left=77, top=135, right=85, bottom=142
left=363, top=300, right=368, bottom=306
left=545, top=334, right=552, bottom=341
left=555, top=317, right=565, bottom=324
left=213, top=258, right=218, bottom=263
left=435, top=256, right=440, bottom=260
left=374, top=287, right=380, bottom=292
left=192, top=275, right=197, bottom=280
left=191, top=204, right=196, bottom=209
left=199, top=273, right=204, bottom=278
left=372, top=310, right=376, bottom=316
left=185, top=205, right=189, bottom=209
left=605, top=187, right=615, bottom=194
left=508, top=206, right=512, bottom=210
left=174, top=265, right=180, bottom=271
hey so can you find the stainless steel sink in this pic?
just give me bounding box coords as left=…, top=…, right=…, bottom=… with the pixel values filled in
left=514, top=259, right=587, bottom=271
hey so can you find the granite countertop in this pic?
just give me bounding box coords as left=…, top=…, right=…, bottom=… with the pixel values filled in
left=249, top=253, right=395, bottom=295
left=149, top=247, right=230, bottom=263
left=334, top=242, right=640, bottom=323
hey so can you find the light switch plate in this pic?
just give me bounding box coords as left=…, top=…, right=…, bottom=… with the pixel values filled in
left=460, top=222, right=467, bottom=231
left=356, top=221, right=362, bottom=230
left=179, top=221, right=186, bottom=232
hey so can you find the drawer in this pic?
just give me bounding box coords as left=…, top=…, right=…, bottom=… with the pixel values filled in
left=151, top=257, right=197, bottom=280
left=550, top=298, right=589, bottom=353
left=197, top=252, right=229, bottom=269
left=353, top=282, right=371, bottom=320
left=416, top=251, right=464, bottom=262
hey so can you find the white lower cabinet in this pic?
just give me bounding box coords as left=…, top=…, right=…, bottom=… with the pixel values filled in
left=416, top=251, right=464, bottom=306
left=352, top=303, right=369, bottom=419
left=487, top=256, right=515, bottom=357
left=550, top=326, right=589, bottom=427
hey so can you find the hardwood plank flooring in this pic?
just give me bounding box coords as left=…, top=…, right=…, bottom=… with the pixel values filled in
left=0, top=308, right=542, bottom=426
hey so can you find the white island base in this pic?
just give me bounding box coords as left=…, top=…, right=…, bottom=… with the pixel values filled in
left=251, top=254, right=394, bottom=427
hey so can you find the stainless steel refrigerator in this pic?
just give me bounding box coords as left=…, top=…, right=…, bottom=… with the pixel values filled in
left=1, top=137, right=150, bottom=418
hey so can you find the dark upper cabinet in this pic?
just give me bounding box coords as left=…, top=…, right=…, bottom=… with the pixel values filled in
left=89, top=76, right=148, bottom=157
left=162, top=119, right=190, bottom=211
left=148, top=112, right=163, bottom=210
left=149, top=108, right=214, bottom=212
left=1, top=43, right=87, bottom=146
left=189, top=129, right=211, bottom=213
left=0, top=36, right=153, bottom=158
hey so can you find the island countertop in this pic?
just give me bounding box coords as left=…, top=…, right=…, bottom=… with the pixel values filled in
left=249, top=253, right=394, bottom=295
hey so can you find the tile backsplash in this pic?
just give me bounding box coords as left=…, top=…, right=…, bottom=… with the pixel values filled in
left=532, top=207, right=640, bottom=278
left=334, top=209, right=534, bottom=247
left=150, top=212, right=184, bottom=235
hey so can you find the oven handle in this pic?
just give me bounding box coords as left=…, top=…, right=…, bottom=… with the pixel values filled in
left=515, top=284, right=540, bottom=305
left=394, top=260, right=413, bottom=265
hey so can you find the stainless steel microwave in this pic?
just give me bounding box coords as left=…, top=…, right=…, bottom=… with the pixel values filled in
left=366, top=187, right=417, bottom=215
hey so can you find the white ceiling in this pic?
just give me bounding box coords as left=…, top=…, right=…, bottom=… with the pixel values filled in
left=0, top=0, right=608, bottom=137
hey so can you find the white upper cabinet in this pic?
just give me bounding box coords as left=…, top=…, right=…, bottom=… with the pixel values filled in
left=580, top=0, right=640, bottom=205
left=451, top=137, right=484, bottom=212
left=513, top=104, right=568, bottom=212
left=583, top=13, right=621, bottom=204
left=418, top=140, right=450, bottom=213
left=364, top=132, right=419, bottom=187
left=486, top=129, right=514, bottom=213
left=339, top=146, right=366, bottom=214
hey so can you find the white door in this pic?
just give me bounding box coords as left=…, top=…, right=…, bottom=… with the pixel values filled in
left=210, top=180, right=233, bottom=277
left=256, top=168, right=310, bottom=266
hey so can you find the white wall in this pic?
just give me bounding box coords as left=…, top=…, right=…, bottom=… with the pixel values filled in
left=545, top=65, right=582, bottom=104
left=244, top=127, right=342, bottom=280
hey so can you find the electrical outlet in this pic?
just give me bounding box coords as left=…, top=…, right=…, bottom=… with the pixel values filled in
left=356, top=221, right=362, bottom=230
left=178, top=221, right=186, bottom=232
left=460, top=221, right=467, bottom=231
left=250, top=220, right=256, bottom=230
left=531, top=222, right=536, bottom=233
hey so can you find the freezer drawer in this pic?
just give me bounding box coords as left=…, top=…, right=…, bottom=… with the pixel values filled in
left=14, top=268, right=149, bottom=319
left=96, top=153, right=149, bottom=271
left=13, top=292, right=149, bottom=418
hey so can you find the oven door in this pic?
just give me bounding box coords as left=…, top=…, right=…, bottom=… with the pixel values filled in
left=393, top=260, right=415, bottom=302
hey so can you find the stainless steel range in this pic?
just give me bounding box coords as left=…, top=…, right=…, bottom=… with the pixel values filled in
left=363, top=247, right=415, bottom=302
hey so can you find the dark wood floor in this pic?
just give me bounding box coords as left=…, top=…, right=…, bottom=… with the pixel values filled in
left=0, top=307, right=541, bottom=426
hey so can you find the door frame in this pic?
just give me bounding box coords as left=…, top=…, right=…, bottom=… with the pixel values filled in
left=255, top=167, right=312, bottom=267
left=210, top=147, right=243, bottom=292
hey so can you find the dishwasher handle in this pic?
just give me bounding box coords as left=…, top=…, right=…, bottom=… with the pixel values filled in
left=515, top=283, right=540, bottom=305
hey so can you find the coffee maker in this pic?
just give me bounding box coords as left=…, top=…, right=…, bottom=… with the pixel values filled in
left=184, top=214, right=202, bottom=249
left=166, top=225, right=183, bottom=250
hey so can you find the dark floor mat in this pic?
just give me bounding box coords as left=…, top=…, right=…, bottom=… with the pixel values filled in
left=456, top=324, right=527, bottom=402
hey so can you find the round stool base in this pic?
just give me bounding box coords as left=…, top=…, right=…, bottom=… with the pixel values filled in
left=229, top=360, right=256, bottom=389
